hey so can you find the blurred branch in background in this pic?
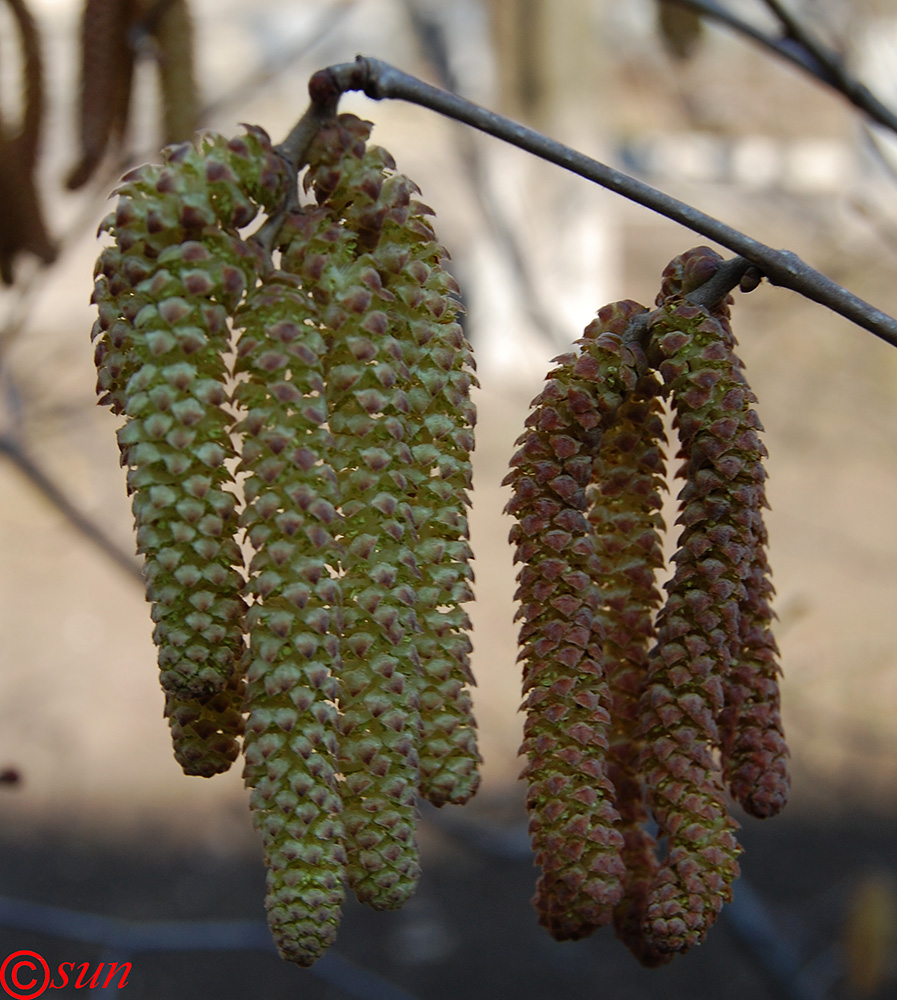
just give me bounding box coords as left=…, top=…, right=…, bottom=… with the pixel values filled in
left=401, top=0, right=567, bottom=344
left=0, top=894, right=423, bottom=1000
left=0, top=433, right=141, bottom=585
left=659, top=0, right=897, bottom=135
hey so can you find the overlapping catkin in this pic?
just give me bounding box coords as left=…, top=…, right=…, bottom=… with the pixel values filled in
left=305, top=115, right=480, bottom=810
left=302, top=119, right=424, bottom=909
left=509, top=247, right=787, bottom=964
left=654, top=249, right=788, bottom=823
left=505, top=300, right=654, bottom=940
left=583, top=317, right=669, bottom=965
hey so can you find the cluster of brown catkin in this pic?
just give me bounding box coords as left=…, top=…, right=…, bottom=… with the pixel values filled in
left=505, top=246, right=789, bottom=964
left=91, top=114, right=479, bottom=966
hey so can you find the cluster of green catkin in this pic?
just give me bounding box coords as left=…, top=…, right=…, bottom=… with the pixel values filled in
left=91, top=114, right=479, bottom=966
left=506, top=246, right=788, bottom=964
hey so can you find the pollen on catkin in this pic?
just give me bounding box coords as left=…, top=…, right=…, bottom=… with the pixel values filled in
left=307, top=114, right=480, bottom=808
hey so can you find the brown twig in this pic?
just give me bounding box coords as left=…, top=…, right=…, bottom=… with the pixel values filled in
left=300, top=56, right=897, bottom=349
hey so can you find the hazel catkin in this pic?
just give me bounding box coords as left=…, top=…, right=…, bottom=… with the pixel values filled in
left=505, top=300, right=653, bottom=940
left=235, top=253, right=348, bottom=964
left=93, top=129, right=287, bottom=762
left=508, top=247, right=787, bottom=964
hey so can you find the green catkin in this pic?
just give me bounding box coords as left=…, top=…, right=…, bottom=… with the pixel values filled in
left=373, top=198, right=480, bottom=809
left=305, top=113, right=480, bottom=808
left=505, top=301, right=653, bottom=940
left=165, top=671, right=245, bottom=777
left=235, top=241, right=347, bottom=964
left=583, top=317, right=670, bottom=966
left=92, top=129, right=285, bottom=770
left=306, top=218, right=424, bottom=911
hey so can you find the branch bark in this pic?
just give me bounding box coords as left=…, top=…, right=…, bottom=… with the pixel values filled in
left=300, top=56, right=897, bottom=349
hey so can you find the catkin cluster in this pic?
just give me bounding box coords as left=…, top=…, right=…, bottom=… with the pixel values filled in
left=506, top=246, right=788, bottom=964
left=92, top=113, right=479, bottom=966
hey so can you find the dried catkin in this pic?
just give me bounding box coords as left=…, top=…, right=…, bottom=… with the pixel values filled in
left=149, top=0, right=199, bottom=146
left=505, top=300, right=652, bottom=940
left=0, top=0, right=56, bottom=283
left=67, top=0, right=136, bottom=190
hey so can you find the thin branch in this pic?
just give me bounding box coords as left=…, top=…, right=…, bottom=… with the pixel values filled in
left=0, top=434, right=142, bottom=585
left=302, top=56, right=897, bottom=349
left=663, top=0, right=897, bottom=135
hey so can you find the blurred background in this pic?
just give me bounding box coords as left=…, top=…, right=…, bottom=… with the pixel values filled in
left=2, top=0, right=897, bottom=996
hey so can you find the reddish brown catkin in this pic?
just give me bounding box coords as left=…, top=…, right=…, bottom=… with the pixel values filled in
left=506, top=300, right=653, bottom=940
left=0, top=0, right=56, bottom=284
left=636, top=246, right=785, bottom=957
left=149, top=0, right=199, bottom=145
left=585, top=350, right=670, bottom=966
left=658, top=250, right=788, bottom=820
left=67, top=0, right=136, bottom=190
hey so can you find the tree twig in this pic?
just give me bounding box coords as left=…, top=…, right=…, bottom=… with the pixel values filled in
left=662, top=0, right=897, bottom=135
left=301, top=56, right=897, bottom=349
